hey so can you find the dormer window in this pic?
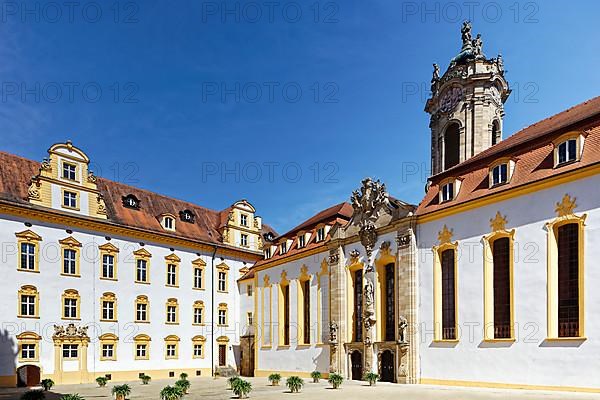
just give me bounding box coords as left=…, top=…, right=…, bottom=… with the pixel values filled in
left=439, top=178, right=460, bottom=203
left=553, top=132, right=584, bottom=167
left=180, top=210, right=195, bottom=223
left=62, top=162, right=76, bottom=180
left=240, top=213, right=248, bottom=227
left=558, top=139, right=577, bottom=164
left=316, top=227, right=325, bottom=242
left=160, top=215, right=176, bottom=231
left=298, top=235, right=305, bottom=248
left=280, top=242, right=287, bottom=254
left=264, top=248, right=271, bottom=259
left=122, top=194, right=140, bottom=209
left=491, top=163, right=508, bottom=186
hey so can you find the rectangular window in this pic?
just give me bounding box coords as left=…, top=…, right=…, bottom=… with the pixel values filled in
left=194, top=307, right=203, bottom=324
left=102, top=344, right=114, bottom=359
left=298, top=235, right=305, bottom=248
left=247, top=312, right=253, bottom=325
left=166, top=344, right=176, bottom=357
left=136, top=259, right=148, bottom=282
left=194, top=344, right=202, bottom=357
left=102, top=301, right=115, bottom=320
left=240, top=234, right=248, bottom=247
left=194, top=267, right=203, bottom=289
left=21, top=344, right=36, bottom=359
left=63, top=249, right=77, bottom=275
left=264, top=248, right=271, bottom=258
left=218, top=271, right=227, bottom=292
left=558, top=139, right=577, bottom=165
left=64, top=298, right=77, bottom=319
left=247, top=284, right=253, bottom=296
left=303, top=280, right=310, bottom=344
left=21, top=295, right=36, bottom=317
left=441, top=249, right=456, bottom=340
left=240, top=214, right=248, bottom=227
left=20, top=243, right=36, bottom=270
left=136, top=303, right=147, bottom=322
left=62, top=344, right=78, bottom=359
left=218, top=309, right=227, bottom=325
left=63, top=191, right=77, bottom=208
left=167, top=264, right=177, bottom=286
left=102, top=254, right=114, bottom=279
left=492, top=164, right=508, bottom=186
left=167, top=306, right=177, bottom=323
left=558, top=223, right=580, bottom=337
left=316, top=227, right=325, bottom=242
left=441, top=183, right=454, bottom=202
left=493, top=237, right=511, bottom=339
left=62, top=163, right=76, bottom=180
left=136, top=344, right=147, bottom=358
left=280, top=242, right=287, bottom=254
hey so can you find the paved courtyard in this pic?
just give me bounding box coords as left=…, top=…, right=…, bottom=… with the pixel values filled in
left=2, top=377, right=600, bottom=400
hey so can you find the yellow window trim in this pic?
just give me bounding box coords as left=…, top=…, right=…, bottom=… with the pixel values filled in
left=192, top=335, right=206, bottom=359
left=260, top=275, right=272, bottom=347
left=192, top=258, right=206, bottom=290
left=216, top=262, right=230, bottom=293
left=165, top=253, right=180, bottom=287
left=164, top=335, right=180, bottom=359
left=165, top=298, right=179, bottom=325
left=17, top=331, right=42, bottom=362
left=133, top=334, right=151, bottom=360
left=193, top=300, right=205, bottom=326
left=278, top=271, right=290, bottom=345
left=546, top=194, right=586, bottom=339
left=60, top=187, right=80, bottom=211
left=61, top=289, right=81, bottom=320
left=135, top=295, right=150, bottom=323
left=482, top=212, right=515, bottom=341
left=217, top=303, right=229, bottom=327
left=99, top=333, right=118, bottom=361
left=297, top=265, right=312, bottom=345
left=432, top=225, right=459, bottom=342
left=99, top=242, right=119, bottom=280
left=59, top=236, right=82, bottom=277
left=60, top=160, right=79, bottom=182
left=15, top=230, right=42, bottom=273
left=17, top=285, right=40, bottom=319
left=316, top=259, right=328, bottom=344
left=99, top=292, right=118, bottom=322
left=375, top=243, right=397, bottom=342
left=346, top=257, right=364, bottom=343
left=552, top=131, right=584, bottom=167
left=134, top=248, right=152, bottom=284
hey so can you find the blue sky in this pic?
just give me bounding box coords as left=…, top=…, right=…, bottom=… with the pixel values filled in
left=1, top=0, right=599, bottom=233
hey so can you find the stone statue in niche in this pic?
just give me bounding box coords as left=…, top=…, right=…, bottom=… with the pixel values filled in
left=398, top=315, right=408, bottom=343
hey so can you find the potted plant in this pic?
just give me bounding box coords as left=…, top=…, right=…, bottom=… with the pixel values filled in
left=268, top=373, right=281, bottom=386
left=310, top=371, right=321, bottom=383
left=20, top=390, right=45, bottom=400
left=96, top=376, right=108, bottom=387
left=179, top=372, right=188, bottom=380
left=111, top=384, right=131, bottom=400
left=40, top=379, right=54, bottom=391
left=140, top=374, right=151, bottom=385
left=286, top=376, right=304, bottom=393
left=328, top=373, right=343, bottom=389
left=59, top=395, right=84, bottom=400
left=174, top=378, right=190, bottom=395
left=160, top=385, right=183, bottom=400
left=228, top=376, right=241, bottom=389
left=364, top=372, right=380, bottom=386
left=232, top=379, right=252, bottom=399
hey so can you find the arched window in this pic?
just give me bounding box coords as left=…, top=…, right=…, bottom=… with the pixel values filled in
left=441, top=249, right=457, bottom=340
left=491, top=120, right=500, bottom=146
left=444, top=123, right=460, bottom=170
left=353, top=269, right=363, bottom=342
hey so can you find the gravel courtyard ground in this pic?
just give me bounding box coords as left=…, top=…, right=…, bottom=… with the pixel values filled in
left=2, top=377, right=600, bottom=400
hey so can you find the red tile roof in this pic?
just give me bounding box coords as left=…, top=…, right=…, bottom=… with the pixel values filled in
left=417, top=96, right=600, bottom=216
left=0, top=151, right=275, bottom=250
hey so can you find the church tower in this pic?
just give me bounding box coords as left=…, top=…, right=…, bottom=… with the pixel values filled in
left=425, top=22, right=510, bottom=175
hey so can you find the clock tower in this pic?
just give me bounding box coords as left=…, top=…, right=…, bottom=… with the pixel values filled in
left=425, top=22, right=510, bottom=175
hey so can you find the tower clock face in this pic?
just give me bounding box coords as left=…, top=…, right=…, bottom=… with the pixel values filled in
left=439, top=87, right=463, bottom=113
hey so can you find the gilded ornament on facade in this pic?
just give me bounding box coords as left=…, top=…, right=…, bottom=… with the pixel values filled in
left=437, top=225, right=454, bottom=244
left=555, top=194, right=577, bottom=217
left=489, top=212, right=507, bottom=231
